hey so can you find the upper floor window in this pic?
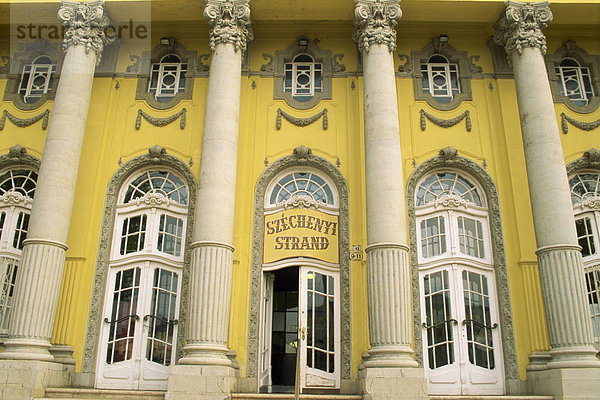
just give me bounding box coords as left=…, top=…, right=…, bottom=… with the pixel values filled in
left=284, top=54, right=322, bottom=103
left=546, top=41, right=600, bottom=113
left=421, top=55, right=460, bottom=104
left=269, top=171, right=334, bottom=207
left=569, top=172, right=600, bottom=341
left=0, top=167, right=38, bottom=334
left=18, top=56, right=56, bottom=104
left=117, top=170, right=188, bottom=259
left=556, top=58, right=594, bottom=107
left=148, top=55, right=187, bottom=102
left=415, top=171, right=489, bottom=263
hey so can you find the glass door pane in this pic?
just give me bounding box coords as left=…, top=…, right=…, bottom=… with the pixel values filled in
left=422, top=270, right=455, bottom=369
left=106, top=267, right=140, bottom=364
left=462, top=270, right=495, bottom=370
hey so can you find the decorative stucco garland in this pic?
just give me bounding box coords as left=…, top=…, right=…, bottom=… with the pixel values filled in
left=0, top=109, right=50, bottom=130
left=420, top=109, right=471, bottom=132
left=560, top=112, right=600, bottom=134
left=135, top=108, right=186, bottom=130
left=276, top=108, right=328, bottom=130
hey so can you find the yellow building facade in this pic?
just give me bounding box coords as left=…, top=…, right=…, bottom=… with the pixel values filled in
left=0, top=0, right=598, bottom=399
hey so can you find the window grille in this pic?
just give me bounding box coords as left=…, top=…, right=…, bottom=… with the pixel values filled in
left=148, top=55, right=188, bottom=102
left=284, top=54, right=322, bottom=103
left=421, top=55, right=460, bottom=103
left=556, top=58, right=594, bottom=106
left=18, top=56, right=56, bottom=104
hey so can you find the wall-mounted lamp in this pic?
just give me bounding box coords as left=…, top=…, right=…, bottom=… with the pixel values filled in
left=160, top=37, right=176, bottom=47
left=434, top=34, right=449, bottom=52
left=297, top=36, right=309, bottom=48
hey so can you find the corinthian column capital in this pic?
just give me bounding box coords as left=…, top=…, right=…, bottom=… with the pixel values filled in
left=493, top=1, right=553, bottom=58
left=204, top=0, right=254, bottom=53
left=58, top=0, right=112, bottom=63
left=353, top=0, right=402, bottom=54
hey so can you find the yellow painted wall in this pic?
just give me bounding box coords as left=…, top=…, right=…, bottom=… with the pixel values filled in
left=0, top=0, right=598, bottom=386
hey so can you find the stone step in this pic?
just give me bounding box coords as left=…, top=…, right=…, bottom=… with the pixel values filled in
left=38, top=388, right=165, bottom=400
left=430, top=397, right=553, bottom=400
left=231, top=395, right=362, bottom=400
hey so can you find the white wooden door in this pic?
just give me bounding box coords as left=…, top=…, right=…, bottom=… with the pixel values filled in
left=298, top=267, right=340, bottom=391
left=420, top=265, right=503, bottom=395
left=259, top=273, right=275, bottom=390
left=97, top=263, right=180, bottom=390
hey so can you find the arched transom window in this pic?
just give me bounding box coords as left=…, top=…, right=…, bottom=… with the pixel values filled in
left=569, top=172, right=600, bottom=342
left=97, top=169, right=189, bottom=390
left=0, top=168, right=38, bottom=334
left=268, top=171, right=335, bottom=207
left=415, top=170, right=503, bottom=395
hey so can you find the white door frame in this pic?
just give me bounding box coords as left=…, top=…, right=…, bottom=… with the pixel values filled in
left=96, top=261, right=181, bottom=390
left=259, top=260, right=341, bottom=393
left=420, top=263, right=504, bottom=395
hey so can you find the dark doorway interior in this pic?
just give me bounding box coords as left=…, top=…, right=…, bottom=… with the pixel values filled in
left=270, top=266, right=299, bottom=393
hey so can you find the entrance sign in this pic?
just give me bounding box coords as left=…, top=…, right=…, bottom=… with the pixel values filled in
left=264, top=208, right=339, bottom=264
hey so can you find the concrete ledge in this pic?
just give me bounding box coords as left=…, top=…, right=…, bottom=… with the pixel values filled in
left=166, top=364, right=237, bottom=400
left=527, top=367, right=600, bottom=400
left=358, top=366, right=428, bottom=400
left=0, top=359, right=74, bottom=400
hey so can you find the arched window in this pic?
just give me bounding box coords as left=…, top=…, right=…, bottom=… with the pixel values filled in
left=268, top=171, right=335, bottom=207
left=414, top=171, right=503, bottom=395
left=284, top=54, right=323, bottom=103
left=0, top=168, right=37, bottom=334
left=148, top=54, right=188, bottom=102
left=421, top=55, right=460, bottom=103
left=18, top=55, right=56, bottom=104
left=97, top=169, right=188, bottom=390
left=569, top=172, right=600, bottom=341
left=556, top=58, right=594, bottom=106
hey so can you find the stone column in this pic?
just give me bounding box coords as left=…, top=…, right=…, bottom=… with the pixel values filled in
left=494, top=0, right=600, bottom=370
left=0, top=0, right=110, bottom=362
left=167, top=1, right=252, bottom=399
left=353, top=1, right=427, bottom=398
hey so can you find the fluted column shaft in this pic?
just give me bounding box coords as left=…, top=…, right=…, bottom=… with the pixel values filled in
left=354, top=0, right=416, bottom=367
left=0, top=1, right=109, bottom=361
left=180, top=0, right=252, bottom=365
left=494, top=1, right=599, bottom=368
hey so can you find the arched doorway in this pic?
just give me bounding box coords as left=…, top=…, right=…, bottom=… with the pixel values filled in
left=246, top=147, right=351, bottom=394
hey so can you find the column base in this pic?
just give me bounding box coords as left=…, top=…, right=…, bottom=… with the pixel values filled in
left=358, top=365, right=428, bottom=400
left=0, top=338, right=54, bottom=362
left=527, top=367, right=600, bottom=400
left=546, top=346, right=600, bottom=369
left=166, top=364, right=237, bottom=400
left=177, top=343, right=233, bottom=367
left=360, top=346, right=419, bottom=368
left=0, top=359, right=74, bottom=400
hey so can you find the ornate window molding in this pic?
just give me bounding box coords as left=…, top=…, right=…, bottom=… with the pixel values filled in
left=406, top=148, right=519, bottom=391
left=546, top=41, right=600, bottom=114
left=134, top=40, right=196, bottom=110
left=411, top=38, right=481, bottom=111
left=566, top=149, right=600, bottom=349
left=273, top=40, right=333, bottom=110
left=81, top=146, right=196, bottom=383
left=0, top=145, right=40, bottom=336
left=244, top=147, right=351, bottom=389
left=2, top=39, right=63, bottom=111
